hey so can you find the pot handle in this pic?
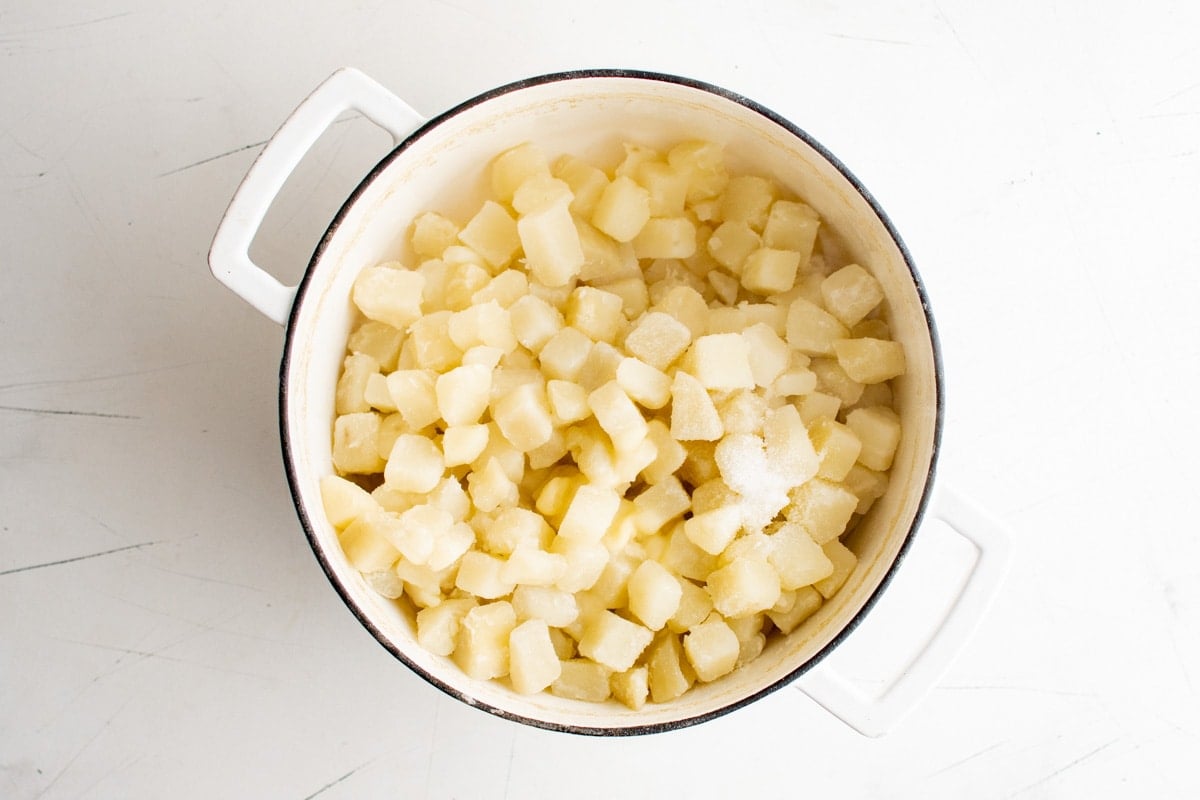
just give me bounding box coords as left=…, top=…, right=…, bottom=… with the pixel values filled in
left=794, top=486, right=1012, bottom=737
left=208, top=68, right=425, bottom=325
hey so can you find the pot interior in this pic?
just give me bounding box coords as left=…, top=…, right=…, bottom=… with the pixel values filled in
left=282, top=72, right=940, bottom=733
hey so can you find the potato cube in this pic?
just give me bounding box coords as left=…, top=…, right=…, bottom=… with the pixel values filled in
left=335, top=353, right=379, bottom=415
left=545, top=379, right=590, bottom=425
left=636, top=160, right=689, bottom=217
left=538, top=326, right=593, bottom=381
left=566, top=420, right=622, bottom=488
left=471, top=269, right=528, bottom=310
left=407, top=310, right=463, bottom=371
left=551, top=659, right=612, bottom=702
left=554, top=155, right=609, bottom=217
left=319, top=475, right=378, bottom=530
left=576, top=341, right=623, bottom=394
left=767, top=586, right=823, bottom=635
left=683, top=506, right=743, bottom=556
left=642, top=419, right=688, bottom=484
left=519, top=199, right=585, bottom=287
left=578, top=610, right=654, bottom=672
left=632, top=217, right=697, bottom=260
left=843, top=462, right=889, bottom=514
left=706, top=220, right=761, bottom=274
left=705, top=268, right=739, bottom=306
left=491, top=142, right=550, bottom=202
left=493, top=382, right=554, bottom=453
left=410, top=211, right=460, bottom=259
left=762, top=404, right=820, bottom=485
left=647, top=632, right=694, bottom=703
left=742, top=248, right=802, bottom=296
left=332, top=412, right=386, bottom=474
left=575, top=218, right=641, bottom=284
left=845, top=406, right=901, bottom=471
left=786, top=297, right=849, bottom=356
left=668, top=578, right=715, bottom=633
left=512, top=174, right=573, bottom=215
left=624, top=311, right=693, bottom=371
left=363, top=372, right=396, bottom=413
left=768, top=521, right=835, bottom=590
left=773, top=366, right=819, bottom=397
left=814, top=540, right=858, bottom=598
left=388, top=503, right=451, bottom=565
left=567, top=286, right=625, bottom=344
left=454, top=601, right=517, bottom=680
left=477, top=506, right=552, bottom=556
left=719, top=175, right=776, bottom=230
left=598, top=276, right=650, bottom=319
left=442, top=424, right=489, bottom=467
left=507, top=619, right=563, bottom=694
left=589, top=552, right=638, bottom=609
left=470, top=422, right=525, bottom=483
left=347, top=320, right=405, bottom=372
left=614, top=142, right=662, bottom=178
left=455, top=550, right=515, bottom=600
left=810, top=357, right=865, bottom=406
left=627, top=560, right=683, bottom=631
left=615, top=357, right=671, bottom=410
left=457, top=200, right=519, bottom=269
left=707, top=558, right=781, bottom=618
left=809, top=417, right=863, bottom=482
left=833, top=338, right=906, bottom=384
left=661, top=523, right=719, bottom=582
left=588, top=381, right=648, bottom=453
left=687, top=333, right=754, bottom=391
left=820, top=264, right=884, bottom=327
left=683, top=618, right=740, bottom=682
left=632, top=476, right=692, bottom=535
left=512, top=584, right=579, bottom=627
left=591, top=175, right=651, bottom=242
left=797, top=391, right=843, bottom=425
left=787, top=478, right=859, bottom=544
left=610, top=666, right=650, bottom=710
left=551, top=537, right=609, bottom=593
left=762, top=199, right=820, bottom=257
left=424, top=520, right=473, bottom=572
left=557, top=483, right=622, bottom=543
left=448, top=300, right=518, bottom=353
left=436, top=363, right=492, bottom=426
left=338, top=509, right=401, bottom=572
left=467, top=456, right=518, bottom=512
left=669, top=371, right=724, bottom=441
left=352, top=264, right=426, bottom=330
left=655, top=285, right=709, bottom=339
left=415, top=598, right=476, bottom=656
left=509, top=293, right=565, bottom=352
left=668, top=139, right=728, bottom=202
left=678, top=439, right=720, bottom=487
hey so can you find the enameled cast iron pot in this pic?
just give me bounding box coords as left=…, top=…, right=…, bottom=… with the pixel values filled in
left=210, top=68, right=1010, bottom=736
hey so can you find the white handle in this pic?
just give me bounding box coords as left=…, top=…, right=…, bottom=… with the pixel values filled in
left=795, top=486, right=1012, bottom=737
left=208, top=68, right=425, bottom=325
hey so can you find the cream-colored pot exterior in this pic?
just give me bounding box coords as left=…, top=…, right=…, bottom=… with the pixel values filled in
left=212, top=69, right=1008, bottom=736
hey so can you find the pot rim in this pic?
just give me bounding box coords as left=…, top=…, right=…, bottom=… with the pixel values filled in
left=278, top=68, right=944, bottom=736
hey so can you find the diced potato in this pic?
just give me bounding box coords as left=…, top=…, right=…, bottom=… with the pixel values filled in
left=512, top=584, right=579, bottom=627
left=544, top=379, right=590, bottom=425
left=577, top=341, right=623, bottom=394
left=335, top=353, right=379, bottom=415
left=455, top=550, right=515, bottom=600
left=338, top=509, right=401, bottom=572
left=683, top=506, right=743, bottom=556
left=454, top=601, right=517, bottom=680
left=512, top=174, right=573, bottom=215
left=578, top=610, right=653, bottom=672
left=554, top=155, right=609, bottom=217
left=519, top=199, right=585, bottom=287
left=719, top=175, right=776, bottom=230
left=814, top=540, right=858, bottom=599
left=458, top=200, right=519, bottom=269
left=557, top=484, right=622, bottom=543
left=567, top=286, right=625, bottom=344
left=632, top=217, right=697, bottom=259
left=687, top=333, right=754, bottom=391
left=470, top=422, right=525, bottom=483
left=797, top=391, right=843, bottom=425
left=668, top=139, right=728, bottom=202
left=436, top=363, right=493, bottom=426
left=388, top=504, right=451, bottom=565
left=477, top=506, right=552, bottom=556
left=786, top=297, right=849, bottom=356
left=707, top=558, right=781, bottom=618
left=352, top=264, right=426, bottom=330
left=333, top=412, right=386, bottom=474
left=683, top=618, right=740, bottom=682
left=551, top=537, right=610, bottom=593
left=551, top=659, right=612, bottom=702
left=833, top=338, right=906, bottom=384
left=655, top=285, right=709, bottom=339
left=347, top=320, right=406, bottom=372
left=538, top=326, right=593, bottom=381
left=768, top=522, right=835, bottom=590
left=466, top=456, right=518, bottom=512
left=320, top=474, right=378, bottom=529
left=614, top=142, right=662, bottom=178
left=742, top=248, right=802, bottom=296
left=509, top=293, right=565, bottom=352
left=762, top=200, right=820, bottom=258
left=491, top=142, right=550, bottom=202
left=762, top=404, right=820, bottom=485
left=642, top=419, right=688, bottom=485
left=509, top=619, right=563, bottom=694
left=626, top=560, right=683, bottom=631
left=631, top=476, right=691, bottom=536
left=615, top=357, right=671, bottom=410
left=610, top=666, right=650, bottom=710
left=575, top=218, right=641, bottom=284
left=407, top=310, right=463, bottom=371
left=810, top=357, right=865, bottom=406
left=647, top=632, right=694, bottom=703
left=678, top=439, right=720, bottom=487
left=706, top=269, right=740, bottom=306
left=471, top=269, right=529, bottom=308
left=600, top=276, right=650, bottom=319
left=772, top=365, right=819, bottom=397
left=809, top=417, right=864, bottom=482
left=364, top=372, right=396, bottom=412
left=375, top=414, right=408, bottom=465
left=588, top=381, right=648, bottom=453
left=448, top=300, right=517, bottom=353
left=767, top=585, right=823, bottom=635
left=661, top=523, right=719, bottom=582
left=591, top=175, right=651, bottom=242
left=442, top=423, right=489, bottom=467
left=636, top=161, right=689, bottom=217
left=669, top=371, right=723, bottom=441
left=411, top=211, right=460, bottom=259
left=706, top=220, right=761, bottom=274
left=844, top=463, right=889, bottom=514
left=624, top=311, right=693, bottom=371
left=416, top=598, right=477, bottom=656
left=844, top=407, right=902, bottom=474
left=787, top=478, right=859, bottom=544
left=493, top=382, right=554, bottom=453
left=383, top=369, right=438, bottom=431
left=668, top=577, right=715, bottom=634
left=820, top=264, right=884, bottom=327
left=427, top=521, right=475, bottom=571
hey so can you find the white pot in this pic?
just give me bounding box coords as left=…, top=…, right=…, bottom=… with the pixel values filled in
left=210, top=68, right=1010, bottom=736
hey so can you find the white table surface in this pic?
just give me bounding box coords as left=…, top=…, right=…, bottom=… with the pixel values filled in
left=3, top=1, right=1198, bottom=797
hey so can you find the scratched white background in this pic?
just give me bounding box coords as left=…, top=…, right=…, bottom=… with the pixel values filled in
left=2, top=0, right=1198, bottom=797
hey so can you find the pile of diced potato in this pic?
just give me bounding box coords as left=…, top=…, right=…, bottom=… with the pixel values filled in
left=321, top=138, right=905, bottom=708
